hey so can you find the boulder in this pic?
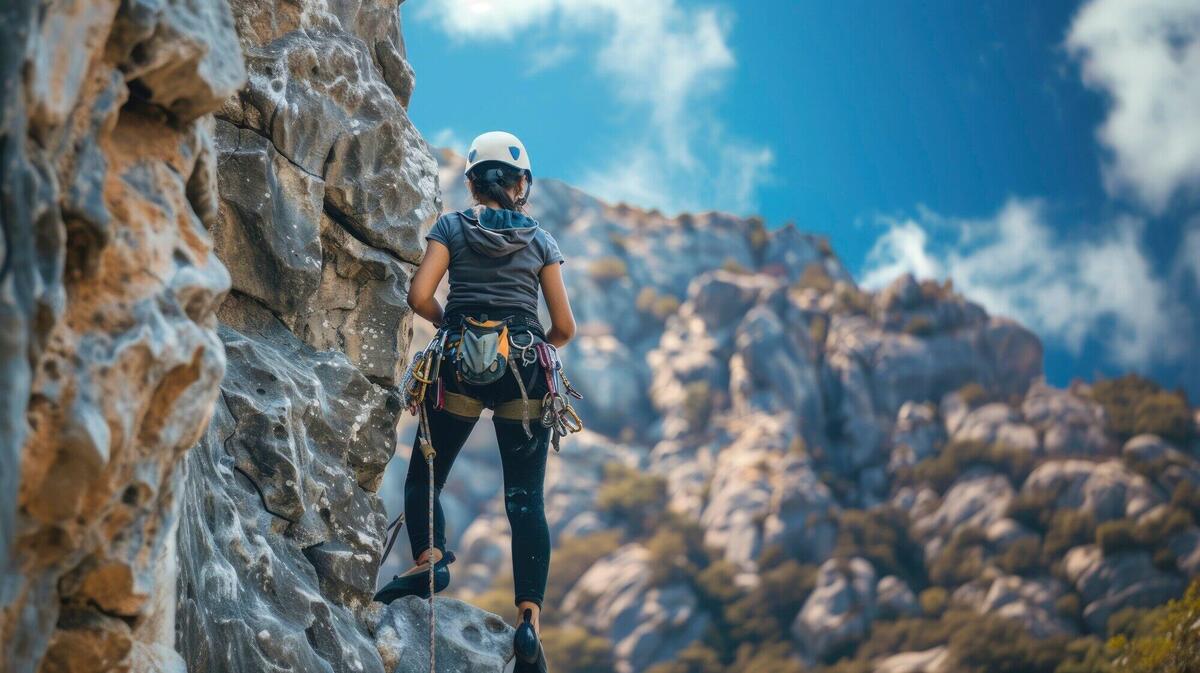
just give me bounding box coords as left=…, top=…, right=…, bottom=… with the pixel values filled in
left=791, top=558, right=877, bottom=662
left=913, top=472, right=1014, bottom=542
left=873, top=647, right=949, bottom=673
left=952, top=403, right=1039, bottom=453
left=876, top=575, right=919, bottom=619
left=1063, top=546, right=1186, bottom=633
left=1022, top=382, right=1110, bottom=456
left=564, top=545, right=709, bottom=673
left=370, top=597, right=514, bottom=673
left=889, top=402, right=946, bottom=473
left=979, top=575, right=1074, bottom=637
left=1020, top=460, right=1163, bottom=523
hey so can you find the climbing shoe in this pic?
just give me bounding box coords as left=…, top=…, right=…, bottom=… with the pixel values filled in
left=373, top=551, right=456, bottom=604
left=514, top=608, right=539, bottom=663
left=512, top=609, right=548, bottom=672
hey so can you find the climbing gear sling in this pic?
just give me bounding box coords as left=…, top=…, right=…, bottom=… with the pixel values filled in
left=392, top=329, right=448, bottom=671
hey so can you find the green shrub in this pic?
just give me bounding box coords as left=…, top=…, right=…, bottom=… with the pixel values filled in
left=1090, top=374, right=1194, bottom=444
left=928, top=527, right=987, bottom=587
left=1133, top=392, right=1194, bottom=444
left=796, top=263, right=835, bottom=293
left=919, top=587, right=949, bottom=617
left=1109, top=578, right=1200, bottom=673
left=542, top=626, right=616, bottom=673
left=597, top=463, right=667, bottom=537
left=1096, top=519, right=1141, bottom=555
left=808, top=315, right=829, bottom=347
left=682, top=380, right=713, bottom=431
left=644, top=643, right=724, bottom=673
left=748, top=216, right=769, bottom=254
left=1172, top=482, right=1200, bottom=520
left=914, top=440, right=1035, bottom=493
left=635, top=287, right=682, bottom=321
left=996, top=536, right=1043, bottom=575
left=725, top=560, right=817, bottom=644
left=721, top=257, right=751, bottom=274
left=544, top=530, right=622, bottom=609
left=1043, top=509, right=1097, bottom=560
left=945, top=615, right=1070, bottom=673
left=832, top=282, right=872, bottom=315
left=729, top=642, right=807, bottom=673
left=645, top=519, right=710, bottom=587
left=903, top=315, right=936, bottom=337
left=1007, top=489, right=1059, bottom=531
left=957, top=382, right=991, bottom=409
left=1054, top=636, right=1115, bottom=673
left=587, top=256, right=628, bottom=283
left=832, top=507, right=924, bottom=586
left=1056, top=593, right=1083, bottom=623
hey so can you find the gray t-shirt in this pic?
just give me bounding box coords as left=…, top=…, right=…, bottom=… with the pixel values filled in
left=426, top=208, right=564, bottom=318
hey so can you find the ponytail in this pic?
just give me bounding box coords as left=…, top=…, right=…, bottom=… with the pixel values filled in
left=467, top=162, right=530, bottom=212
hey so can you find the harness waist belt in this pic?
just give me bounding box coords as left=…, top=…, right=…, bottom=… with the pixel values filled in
left=440, top=390, right=543, bottom=421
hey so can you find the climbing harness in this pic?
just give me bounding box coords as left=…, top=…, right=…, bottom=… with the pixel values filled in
left=384, top=313, right=586, bottom=671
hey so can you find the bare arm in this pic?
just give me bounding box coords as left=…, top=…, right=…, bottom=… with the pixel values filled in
left=540, top=262, right=576, bottom=348
left=407, top=240, right=450, bottom=327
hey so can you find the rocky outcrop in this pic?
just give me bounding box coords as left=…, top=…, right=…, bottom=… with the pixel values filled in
left=792, top=557, right=877, bottom=662
left=563, top=545, right=711, bottom=673
left=1, top=1, right=243, bottom=670
left=370, top=597, right=514, bottom=673
left=1064, top=545, right=1185, bottom=632
left=175, top=1, right=440, bottom=672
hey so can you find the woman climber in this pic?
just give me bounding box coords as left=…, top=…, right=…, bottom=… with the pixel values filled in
left=375, top=131, right=578, bottom=673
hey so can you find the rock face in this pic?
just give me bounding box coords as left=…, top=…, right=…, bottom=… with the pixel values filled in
left=563, top=545, right=711, bottom=673
left=1, top=1, right=243, bottom=670
left=2, top=0, right=451, bottom=671
left=792, top=558, right=878, bottom=662
left=371, top=597, right=514, bottom=673
left=175, top=1, right=439, bottom=672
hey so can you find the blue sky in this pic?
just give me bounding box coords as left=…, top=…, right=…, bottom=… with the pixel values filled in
left=404, top=0, right=1200, bottom=396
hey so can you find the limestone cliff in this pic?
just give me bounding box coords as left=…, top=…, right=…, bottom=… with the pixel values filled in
left=1, top=1, right=468, bottom=672
left=2, top=1, right=243, bottom=670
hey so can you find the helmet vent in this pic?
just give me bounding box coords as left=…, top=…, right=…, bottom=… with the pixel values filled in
left=508, top=146, right=521, bottom=160
left=468, top=149, right=477, bottom=162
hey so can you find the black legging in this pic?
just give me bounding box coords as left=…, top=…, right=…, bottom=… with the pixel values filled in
left=404, top=350, right=553, bottom=608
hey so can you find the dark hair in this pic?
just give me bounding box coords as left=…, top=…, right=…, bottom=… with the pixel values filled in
left=467, top=162, right=528, bottom=212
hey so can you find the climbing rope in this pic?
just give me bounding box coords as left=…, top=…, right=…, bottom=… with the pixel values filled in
left=417, top=368, right=439, bottom=672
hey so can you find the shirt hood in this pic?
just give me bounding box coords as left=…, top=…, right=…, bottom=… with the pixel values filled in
left=459, top=206, right=541, bottom=257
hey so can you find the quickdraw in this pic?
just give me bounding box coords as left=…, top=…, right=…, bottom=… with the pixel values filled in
left=534, top=341, right=583, bottom=451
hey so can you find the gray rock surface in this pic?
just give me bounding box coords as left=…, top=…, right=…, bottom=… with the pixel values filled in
left=979, top=575, right=1074, bottom=637
left=792, top=557, right=878, bottom=662
left=1021, top=459, right=1162, bottom=523
left=1064, top=545, right=1186, bottom=632
left=371, top=597, right=514, bottom=673
left=175, top=2, right=447, bottom=672
left=2, top=1, right=241, bottom=670
left=564, top=544, right=711, bottom=673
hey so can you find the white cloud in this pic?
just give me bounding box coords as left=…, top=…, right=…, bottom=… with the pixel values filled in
left=862, top=199, right=1189, bottom=367
left=419, top=0, right=771, bottom=214
left=429, top=127, right=467, bottom=153
left=1067, top=0, right=1200, bottom=212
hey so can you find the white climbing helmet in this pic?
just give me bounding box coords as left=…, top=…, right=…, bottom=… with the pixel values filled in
left=464, top=131, right=532, bottom=176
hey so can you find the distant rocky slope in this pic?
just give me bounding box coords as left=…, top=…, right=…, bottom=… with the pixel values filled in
left=392, top=152, right=1200, bottom=673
